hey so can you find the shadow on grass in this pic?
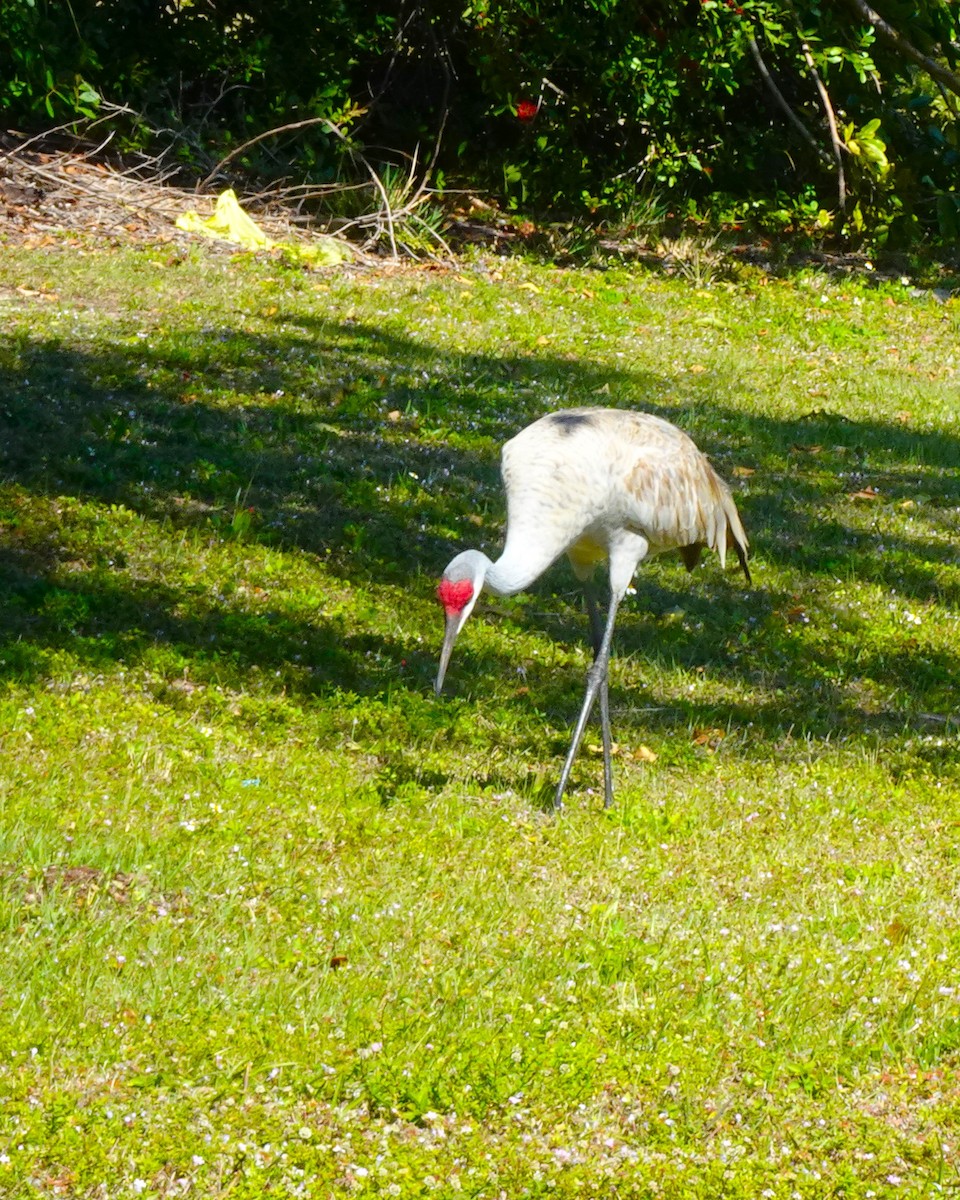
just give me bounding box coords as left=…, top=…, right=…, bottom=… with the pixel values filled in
left=1, top=309, right=958, bottom=754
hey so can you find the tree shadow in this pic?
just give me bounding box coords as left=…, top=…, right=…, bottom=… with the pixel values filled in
left=1, top=307, right=957, bottom=753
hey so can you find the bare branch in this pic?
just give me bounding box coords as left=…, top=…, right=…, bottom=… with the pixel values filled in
left=799, top=39, right=847, bottom=212
left=748, top=34, right=833, bottom=164
left=200, top=116, right=344, bottom=190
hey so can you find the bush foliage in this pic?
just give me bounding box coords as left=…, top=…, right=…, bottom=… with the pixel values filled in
left=3, top=0, right=960, bottom=244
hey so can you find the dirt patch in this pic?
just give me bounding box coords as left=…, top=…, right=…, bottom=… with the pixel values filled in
left=1, top=860, right=189, bottom=913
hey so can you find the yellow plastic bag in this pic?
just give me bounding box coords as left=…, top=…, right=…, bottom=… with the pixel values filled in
left=176, top=189, right=348, bottom=267
left=177, top=189, right=271, bottom=249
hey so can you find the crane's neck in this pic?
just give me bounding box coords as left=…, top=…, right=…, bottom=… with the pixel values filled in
left=482, top=541, right=557, bottom=597
left=442, top=541, right=566, bottom=602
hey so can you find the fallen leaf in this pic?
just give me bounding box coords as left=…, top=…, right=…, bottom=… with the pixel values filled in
left=386, top=409, right=402, bottom=422
left=848, top=487, right=881, bottom=501
left=687, top=364, right=706, bottom=374
left=791, top=443, right=822, bottom=454
left=632, top=745, right=658, bottom=763
left=16, top=286, right=59, bottom=301
left=885, top=918, right=909, bottom=944
left=518, top=281, right=542, bottom=294
left=329, top=955, right=348, bottom=970
left=732, top=466, right=755, bottom=478
left=588, top=742, right=620, bottom=756
left=693, top=727, right=725, bottom=747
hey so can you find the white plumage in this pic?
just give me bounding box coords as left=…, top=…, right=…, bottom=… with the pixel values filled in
left=435, top=407, right=751, bottom=809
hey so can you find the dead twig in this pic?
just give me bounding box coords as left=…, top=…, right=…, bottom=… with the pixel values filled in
left=0, top=134, right=352, bottom=254
left=199, top=115, right=346, bottom=191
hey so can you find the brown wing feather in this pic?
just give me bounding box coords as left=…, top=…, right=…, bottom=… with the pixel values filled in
left=623, top=426, right=750, bottom=582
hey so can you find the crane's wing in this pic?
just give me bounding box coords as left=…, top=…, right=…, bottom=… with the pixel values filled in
left=620, top=419, right=751, bottom=583
left=499, top=408, right=751, bottom=584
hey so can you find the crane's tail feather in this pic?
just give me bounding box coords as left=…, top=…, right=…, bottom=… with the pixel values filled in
left=731, top=535, right=751, bottom=585
left=707, top=465, right=751, bottom=584
left=721, top=492, right=751, bottom=584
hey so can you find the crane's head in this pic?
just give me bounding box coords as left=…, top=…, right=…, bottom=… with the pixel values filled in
left=434, top=550, right=488, bottom=695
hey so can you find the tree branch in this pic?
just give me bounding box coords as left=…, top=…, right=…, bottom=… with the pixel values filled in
left=843, top=0, right=960, bottom=97
left=200, top=116, right=342, bottom=190
left=748, top=34, right=832, bottom=164
left=799, top=39, right=847, bottom=213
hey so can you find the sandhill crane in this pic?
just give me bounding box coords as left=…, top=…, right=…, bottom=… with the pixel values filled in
left=434, top=407, right=751, bottom=810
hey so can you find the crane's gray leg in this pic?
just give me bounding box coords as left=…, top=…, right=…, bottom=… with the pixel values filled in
left=554, top=589, right=621, bottom=810
left=584, top=583, right=614, bottom=808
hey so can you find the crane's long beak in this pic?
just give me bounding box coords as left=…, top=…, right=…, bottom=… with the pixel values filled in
left=434, top=611, right=462, bottom=695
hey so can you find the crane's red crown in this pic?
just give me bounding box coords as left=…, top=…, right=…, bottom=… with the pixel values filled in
left=437, top=578, right=474, bottom=615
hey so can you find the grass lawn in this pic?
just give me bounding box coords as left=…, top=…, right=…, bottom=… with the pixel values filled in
left=1, top=236, right=959, bottom=1198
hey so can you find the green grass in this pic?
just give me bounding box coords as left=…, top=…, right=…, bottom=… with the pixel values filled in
left=1, top=238, right=959, bottom=1198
